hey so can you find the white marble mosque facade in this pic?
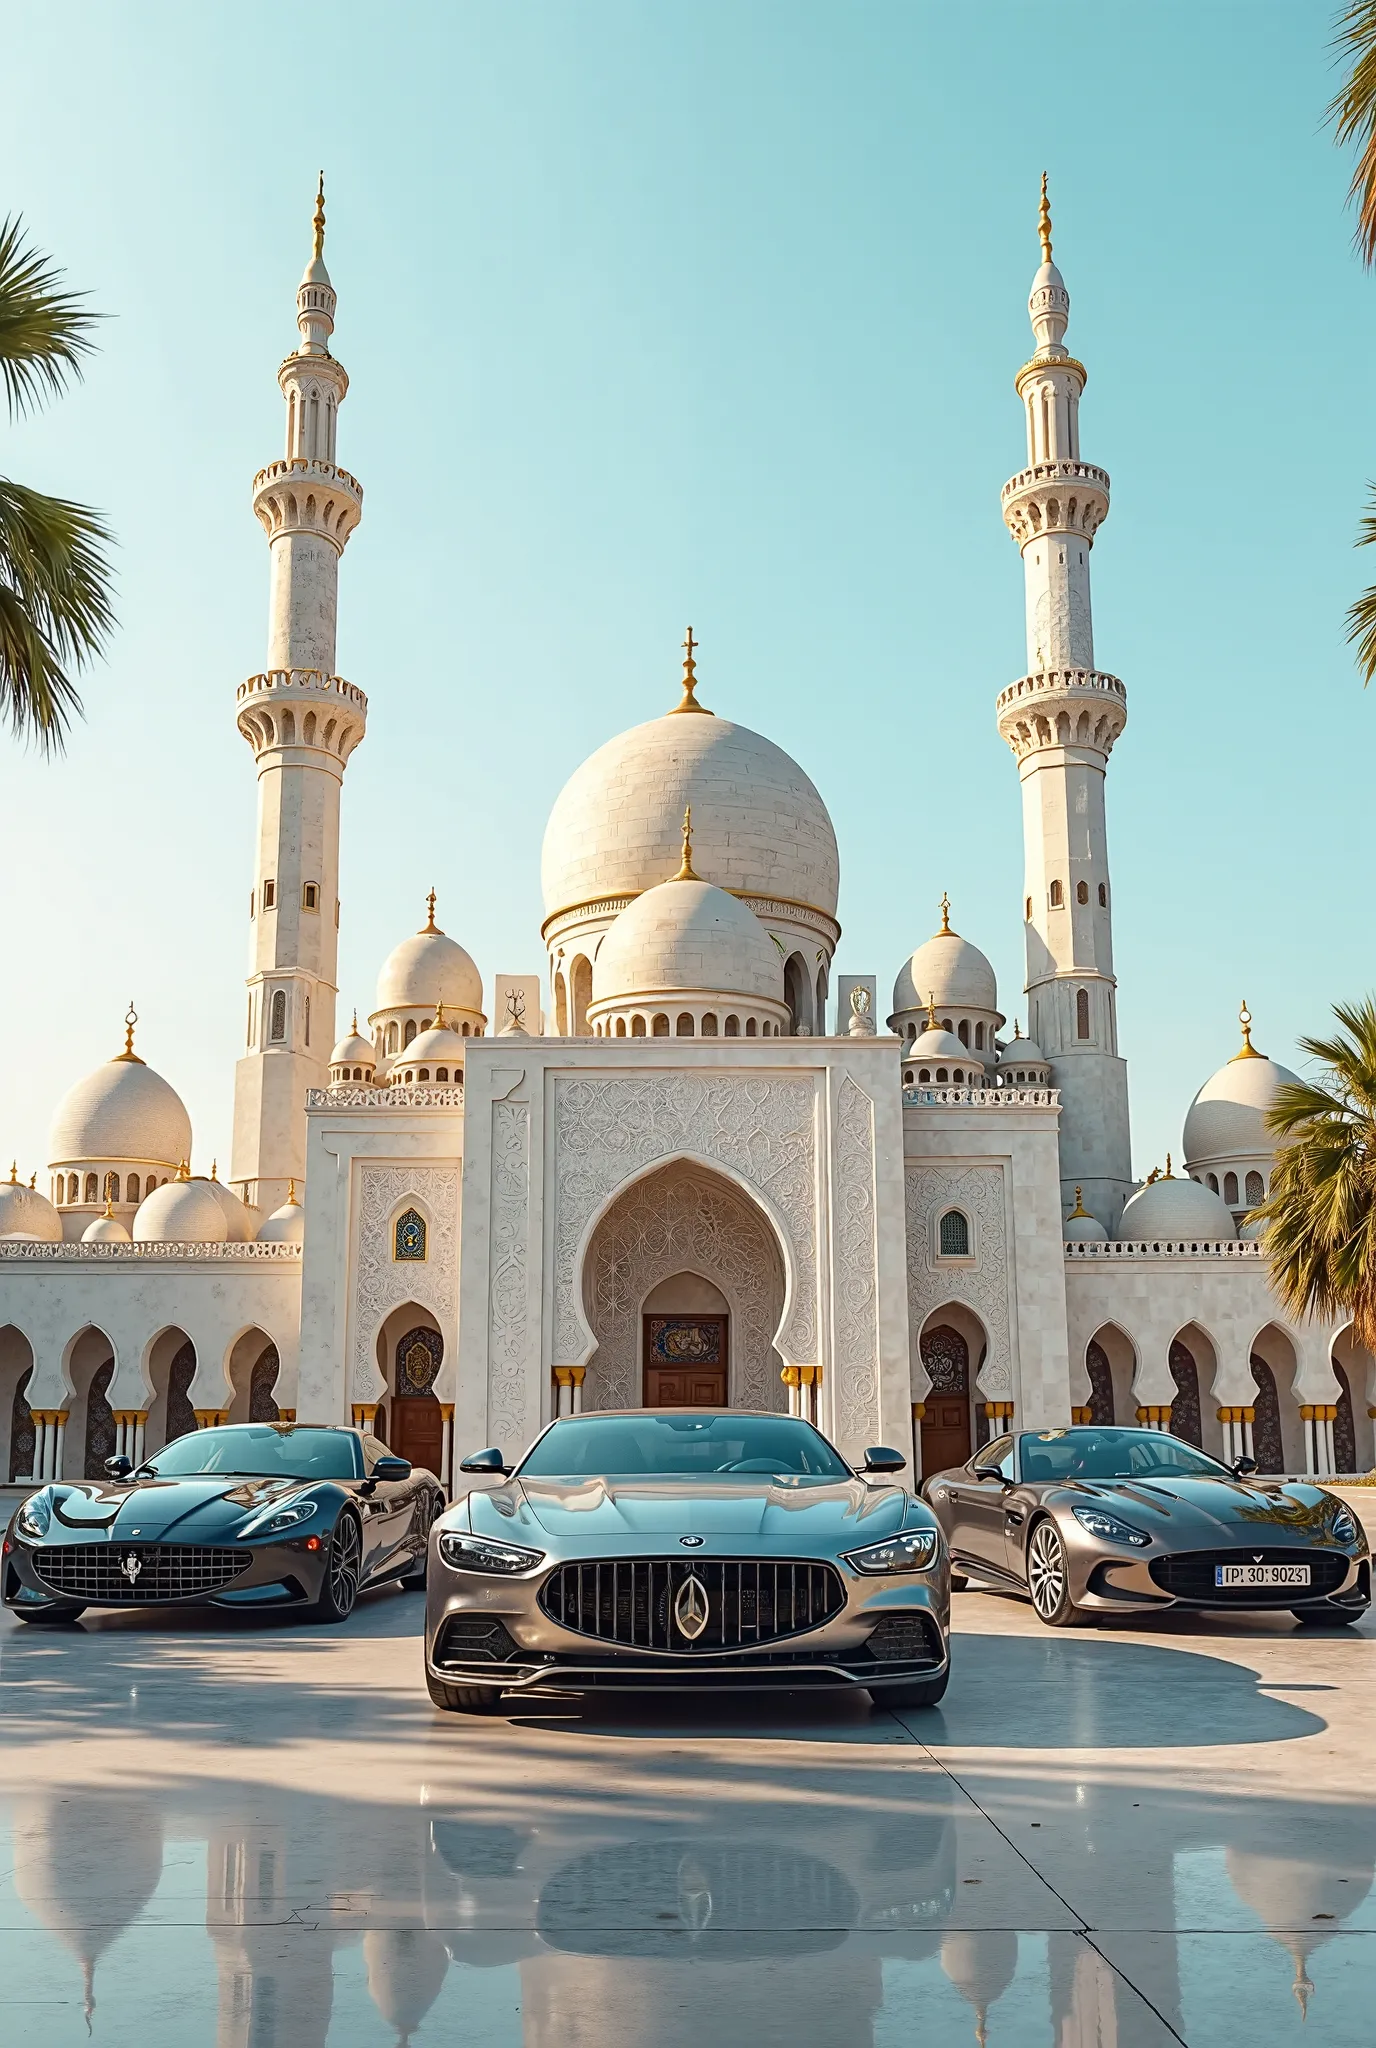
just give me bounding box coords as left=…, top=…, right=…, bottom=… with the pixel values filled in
left=0, top=186, right=1369, bottom=1492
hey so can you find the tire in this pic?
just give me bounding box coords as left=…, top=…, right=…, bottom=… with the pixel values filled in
left=11, top=1601, right=85, bottom=1624
left=426, top=1668, right=509, bottom=1714
left=870, top=1667, right=949, bottom=1710
left=1293, top=1605, right=1366, bottom=1627
left=401, top=1491, right=441, bottom=1588
left=308, top=1513, right=362, bottom=1623
left=949, top=1572, right=970, bottom=1593
left=1026, top=1517, right=1081, bottom=1627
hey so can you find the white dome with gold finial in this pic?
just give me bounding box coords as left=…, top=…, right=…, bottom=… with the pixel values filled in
left=132, top=1164, right=229, bottom=1245
left=890, top=897, right=1003, bottom=1050
left=48, top=1007, right=192, bottom=1177
left=257, top=1182, right=305, bottom=1243
left=1063, top=1187, right=1108, bottom=1243
left=1183, top=1003, right=1299, bottom=1214
left=0, top=1164, right=62, bottom=1243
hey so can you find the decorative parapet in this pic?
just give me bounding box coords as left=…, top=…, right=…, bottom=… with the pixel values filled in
left=996, top=668, right=1128, bottom=762
left=1066, top=1240, right=1264, bottom=1261
left=305, top=1086, right=464, bottom=1110
left=903, top=1087, right=1060, bottom=1109
left=0, top=1241, right=303, bottom=1264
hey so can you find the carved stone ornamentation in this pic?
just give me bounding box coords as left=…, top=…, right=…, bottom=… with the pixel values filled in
left=582, top=1162, right=787, bottom=1413
left=351, top=1166, right=458, bottom=1401
left=487, top=1102, right=532, bottom=1449
left=905, top=1165, right=1013, bottom=1400
left=833, top=1077, right=881, bottom=1446
left=552, top=1075, right=817, bottom=1369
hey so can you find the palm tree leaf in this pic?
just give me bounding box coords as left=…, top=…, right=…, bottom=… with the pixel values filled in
left=0, top=217, right=101, bottom=418
left=0, top=478, right=114, bottom=750
left=1329, top=1, right=1376, bottom=264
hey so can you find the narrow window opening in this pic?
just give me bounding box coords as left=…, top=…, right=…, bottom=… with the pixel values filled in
left=263, top=880, right=276, bottom=909
left=939, top=1210, right=970, bottom=1257
left=1076, top=988, right=1090, bottom=1039
left=1049, top=879, right=1063, bottom=908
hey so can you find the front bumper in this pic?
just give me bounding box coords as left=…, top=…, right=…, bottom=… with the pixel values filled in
left=2, top=1530, right=331, bottom=1611
left=1066, top=1543, right=1370, bottom=1614
left=425, top=1551, right=950, bottom=1694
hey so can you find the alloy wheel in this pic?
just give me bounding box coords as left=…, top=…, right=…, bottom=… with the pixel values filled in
left=329, top=1515, right=362, bottom=1614
left=1027, top=1521, right=1067, bottom=1621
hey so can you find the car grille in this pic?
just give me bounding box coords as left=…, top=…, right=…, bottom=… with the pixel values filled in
left=1149, top=1546, right=1350, bottom=1603
left=33, top=1544, right=251, bottom=1603
left=540, top=1557, right=845, bottom=1651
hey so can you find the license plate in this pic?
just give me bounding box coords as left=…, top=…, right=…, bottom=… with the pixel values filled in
left=1214, top=1564, right=1310, bottom=1587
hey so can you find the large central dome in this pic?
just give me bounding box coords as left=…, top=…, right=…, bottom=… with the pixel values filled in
left=541, top=711, right=839, bottom=921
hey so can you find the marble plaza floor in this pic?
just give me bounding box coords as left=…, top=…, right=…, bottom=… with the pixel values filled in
left=0, top=1583, right=1373, bottom=2046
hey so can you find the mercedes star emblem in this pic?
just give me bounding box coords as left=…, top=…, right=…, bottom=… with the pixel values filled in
left=679, top=1535, right=704, bottom=1548
left=674, top=1573, right=710, bottom=1642
left=120, top=1552, right=143, bottom=1584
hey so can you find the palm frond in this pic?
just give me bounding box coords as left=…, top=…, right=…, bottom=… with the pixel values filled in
left=1329, top=1, right=1376, bottom=264
left=0, top=478, right=114, bottom=751
left=1345, top=486, right=1376, bottom=685
left=0, top=215, right=101, bottom=418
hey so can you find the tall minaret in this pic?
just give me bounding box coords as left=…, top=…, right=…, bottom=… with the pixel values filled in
left=995, top=178, right=1132, bottom=1232
left=230, top=178, right=368, bottom=1213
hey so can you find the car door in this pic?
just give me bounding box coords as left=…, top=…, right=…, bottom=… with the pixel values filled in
left=357, top=1434, right=411, bottom=1580
left=940, top=1438, right=1015, bottom=1572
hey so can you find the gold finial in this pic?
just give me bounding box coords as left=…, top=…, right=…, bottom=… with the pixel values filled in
left=1145, top=1165, right=1161, bottom=1185
left=28, top=1172, right=35, bottom=1190
left=1164, top=1152, right=1174, bottom=1180
left=1013, top=1018, right=1022, bottom=1039
left=312, top=171, right=326, bottom=261
left=210, top=1159, right=218, bottom=1181
left=102, top=1187, right=114, bottom=1219
left=351, top=1008, right=358, bottom=1032
left=938, top=891, right=953, bottom=936
left=1068, top=1186, right=1091, bottom=1219
left=7, top=1162, right=15, bottom=1183
left=925, top=991, right=938, bottom=1030
left=1038, top=171, right=1053, bottom=266
left=675, top=805, right=700, bottom=881
left=1233, top=998, right=1262, bottom=1061
left=434, top=999, right=448, bottom=1030
left=287, top=1177, right=298, bottom=1205
left=669, top=626, right=712, bottom=715
left=176, top=1159, right=190, bottom=1181
left=422, top=888, right=439, bottom=934
left=115, top=1001, right=143, bottom=1064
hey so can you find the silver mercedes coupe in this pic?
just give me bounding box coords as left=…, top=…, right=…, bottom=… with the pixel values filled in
left=923, top=1425, right=1370, bottom=1628
left=424, top=1409, right=949, bottom=1714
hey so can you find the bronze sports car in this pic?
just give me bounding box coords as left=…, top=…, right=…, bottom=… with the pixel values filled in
left=426, top=1409, right=950, bottom=1714
left=922, top=1425, right=1369, bottom=1628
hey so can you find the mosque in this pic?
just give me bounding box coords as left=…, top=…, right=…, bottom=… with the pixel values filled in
left=0, top=179, right=1367, bottom=1490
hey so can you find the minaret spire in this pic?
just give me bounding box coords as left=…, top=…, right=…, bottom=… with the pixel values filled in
left=995, top=182, right=1132, bottom=1232
left=230, top=181, right=368, bottom=1213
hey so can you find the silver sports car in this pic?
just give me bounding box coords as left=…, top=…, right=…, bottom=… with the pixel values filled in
left=923, top=1424, right=1370, bottom=1628
left=425, top=1409, right=949, bottom=1714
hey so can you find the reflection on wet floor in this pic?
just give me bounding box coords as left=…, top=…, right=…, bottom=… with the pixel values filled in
left=2, top=1596, right=1375, bottom=2045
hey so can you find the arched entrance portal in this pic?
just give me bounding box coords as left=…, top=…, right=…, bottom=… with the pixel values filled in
left=390, top=1324, right=444, bottom=1470
left=581, top=1162, right=788, bottom=1412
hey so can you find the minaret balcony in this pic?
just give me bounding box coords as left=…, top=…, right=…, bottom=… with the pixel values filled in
left=996, top=670, right=1127, bottom=761
left=236, top=669, right=368, bottom=762
left=1002, top=460, right=1109, bottom=548
left=252, top=457, right=363, bottom=549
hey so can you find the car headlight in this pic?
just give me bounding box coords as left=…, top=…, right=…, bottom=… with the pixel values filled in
left=260, top=1501, right=319, bottom=1535
left=843, top=1529, right=940, bottom=1574
left=438, top=1530, right=545, bottom=1575
left=15, top=1493, right=51, bottom=1540
left=1073, top=1505, right=1152, bottom=1548
left=1331, top=1506, right=1359, bottom=1546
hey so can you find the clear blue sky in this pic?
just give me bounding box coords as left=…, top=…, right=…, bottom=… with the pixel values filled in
left=0, top=1, right=1368, bottom=1183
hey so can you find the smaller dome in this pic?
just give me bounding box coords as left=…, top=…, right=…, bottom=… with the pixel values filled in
left=1118, top=1168, right=1236, bottom=1243
left=1000, top=1025, right=1048, bottom=1068
left=908, top=1024, right=976, bottom=1066
left=891, top=899, right=999, bottom=1020
left=204, top=1169, right=254, bottom=1243
left=374, top=896, right=483, bottom=1016
left=133, top=1171, right=229, bottom=1245
left=592, top=872, right=783, bottom=1008
left=0, top=1171, right=62, bottom=1244
left=1183, top=1007, right=1300, bottom=1167
left=394, top=1011, right=467, bottom=1071
left=331, top=1012, right=376, bottom=1068
left=82, top=1211, right=131, bottom=1243
left=258, top=1186, right=305, bottom=1243
left=1063, top=1188, right=1108, bottom=1243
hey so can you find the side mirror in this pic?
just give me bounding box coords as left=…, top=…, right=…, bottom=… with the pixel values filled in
left=459, top=1447, right=513, bottom=1477
left=862, top=1446, right=907, bottom=1474
left=371, top=1455, right=412, bottom=1483
left=104, top=1455, right=133, bottom=1480
left=973, top=1463, right=1010, bottom=1485
left=1232, top=1455, right=1259, bottom=1477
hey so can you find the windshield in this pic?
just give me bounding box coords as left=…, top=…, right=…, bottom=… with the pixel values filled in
left=1017, top=1429, right=1230, bottom=1482
left=517, top=1413, right=851, bottom=1479
left=145, top=1426, right=360, bottom=1480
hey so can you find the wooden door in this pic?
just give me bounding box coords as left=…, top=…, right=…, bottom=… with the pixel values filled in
left=920, top=1397, right=972, bottom=1479
left=391, top=1393, right=444, bottom=1475
left=643, top=1316, right=728, bottom=1408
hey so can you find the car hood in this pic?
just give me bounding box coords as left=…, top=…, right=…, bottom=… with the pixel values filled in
left=32, top=1475, right=321, bottom=1542
left=1062, top=1475, right=1360, bottom=1543
left=470, top=1475, right=909, bottom=1548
